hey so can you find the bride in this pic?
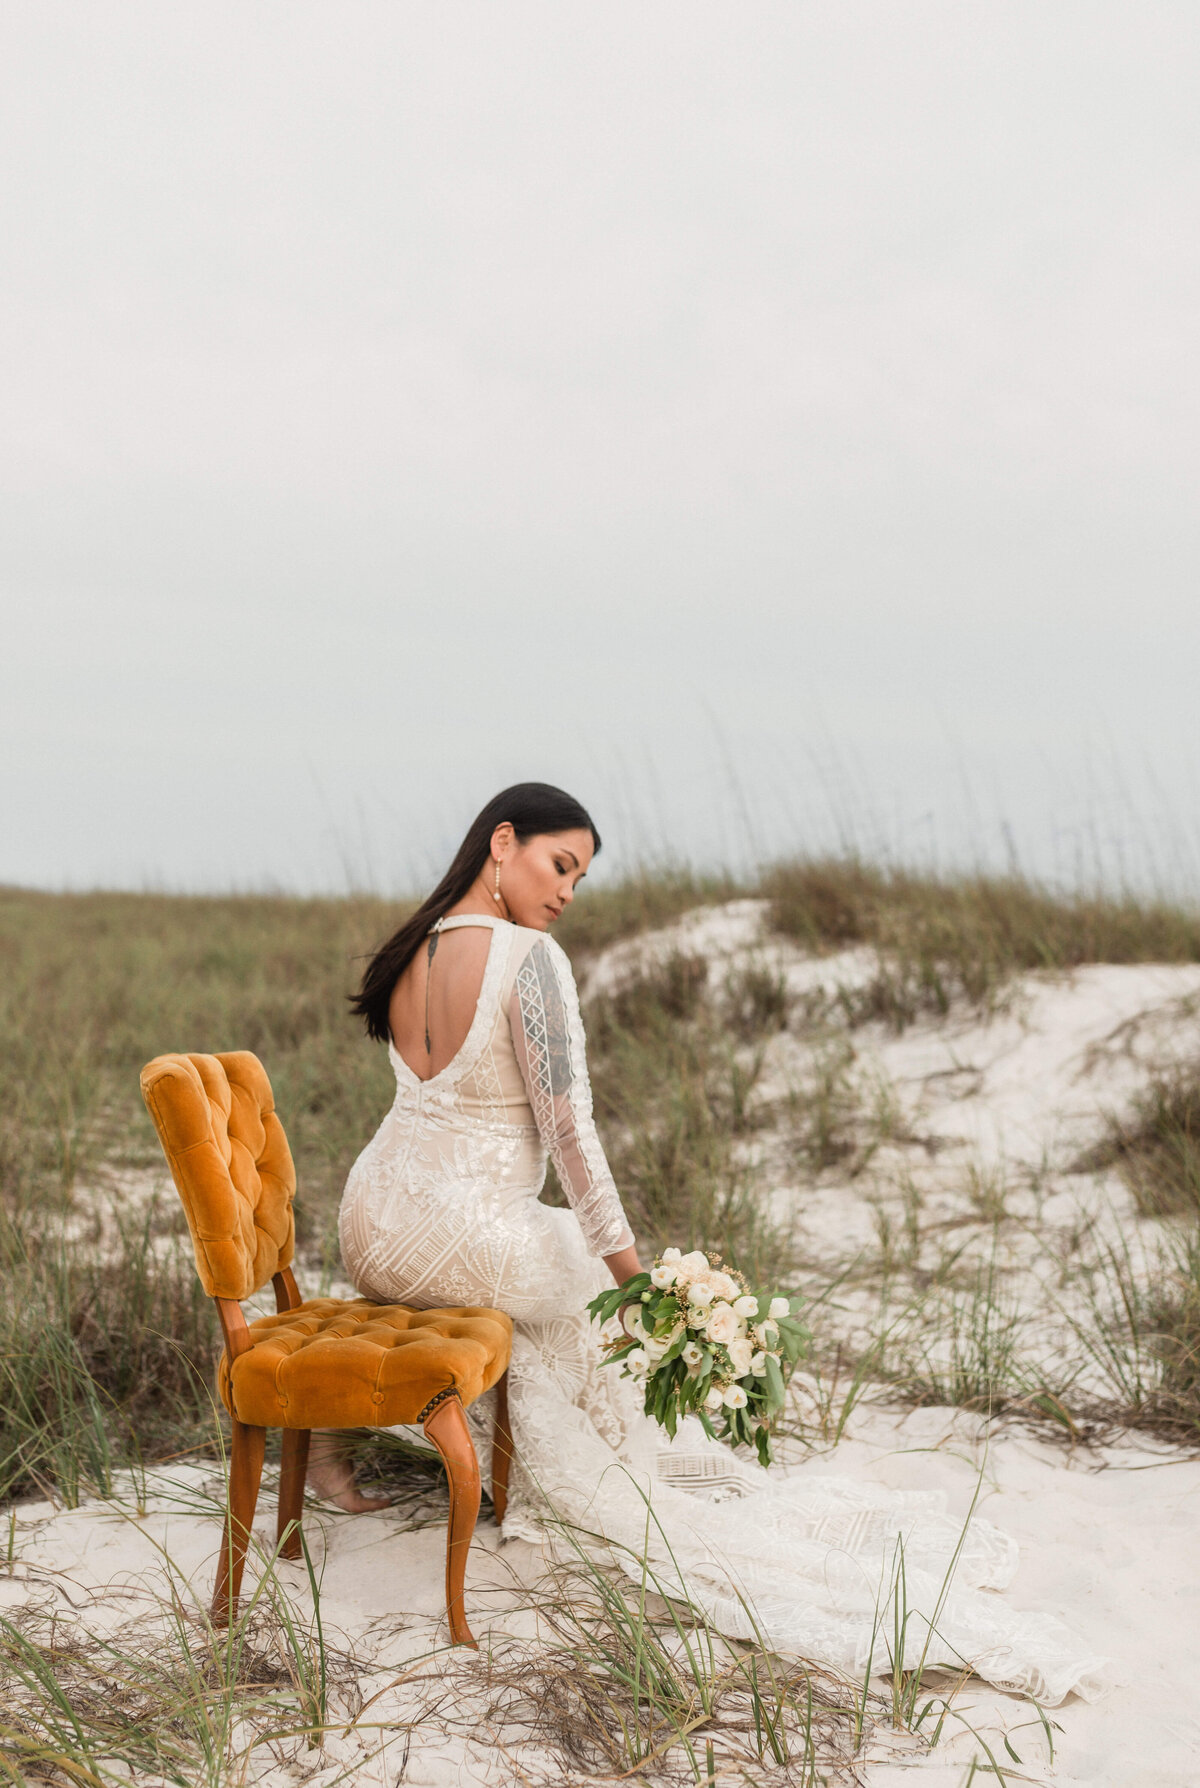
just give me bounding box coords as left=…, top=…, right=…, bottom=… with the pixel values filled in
left=328, top=782, right=1102, bottom=1705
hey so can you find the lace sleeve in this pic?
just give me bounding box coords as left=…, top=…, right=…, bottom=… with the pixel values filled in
left=509, top=936, right=635, bottom=1258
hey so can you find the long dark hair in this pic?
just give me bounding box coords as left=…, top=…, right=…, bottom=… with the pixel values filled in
left=350, top=782, right=602, bottom=1042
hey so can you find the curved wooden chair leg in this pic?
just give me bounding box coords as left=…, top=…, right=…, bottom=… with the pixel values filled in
left=423, top=1393, right=481, bottom=1649
left=212, top=1418, right=265, bottom=1626
left=277, top=1428, right=310, bottom=1560
left=491, top=1370, right=513, bottom=1525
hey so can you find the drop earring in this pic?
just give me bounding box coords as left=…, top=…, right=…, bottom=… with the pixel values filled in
left=493, top=860, right=502, bottom=905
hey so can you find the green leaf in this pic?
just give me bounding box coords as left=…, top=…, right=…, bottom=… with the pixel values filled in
left=774, top=1316, right=810, bottom=1363
left=763, top=1353, right=787, bottom=1413
left=586, top=1288, right=623, bottom=1323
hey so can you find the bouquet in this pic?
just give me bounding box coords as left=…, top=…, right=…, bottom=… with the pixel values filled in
left=587, top=1248, right=809, bottom=1467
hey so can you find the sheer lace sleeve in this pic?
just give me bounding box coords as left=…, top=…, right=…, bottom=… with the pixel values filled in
left=509, top=935, right=635, bottom=1258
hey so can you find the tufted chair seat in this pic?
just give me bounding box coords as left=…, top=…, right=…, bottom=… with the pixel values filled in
left=140, top=1049, right=513, bottom=1648
left=218, top=1300, right=511, bottom=1431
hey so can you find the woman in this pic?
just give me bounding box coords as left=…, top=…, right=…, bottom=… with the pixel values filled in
left=330, top=783, right=1102, bottom=1705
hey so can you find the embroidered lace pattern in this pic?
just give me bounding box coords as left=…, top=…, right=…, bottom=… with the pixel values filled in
left=510, top=936, right=633, bottom=1257
left=337, top=915, right=1105, bottom=1707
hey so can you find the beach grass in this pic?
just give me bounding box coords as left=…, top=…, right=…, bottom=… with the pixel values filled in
left=763, top=859, right=1200, bottom=1025
left=2, top=861, right=1200, bottom=1495
left=0, top=1492, right=356, bottom=1786
left=2, top=861, right=1198, bottom=1779
left=1074, top=1062, right=1200, bottom=1219
left=0, top=1462, right=1026, bottom=1787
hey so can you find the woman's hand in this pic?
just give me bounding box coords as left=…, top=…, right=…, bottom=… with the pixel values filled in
left=603, top=1244, right=647, bottom=1334
left=603, top=1243, right=643, bottom=1288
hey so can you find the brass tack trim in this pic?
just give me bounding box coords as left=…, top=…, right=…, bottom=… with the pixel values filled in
left=418, top=1386, right=460, bottom=1424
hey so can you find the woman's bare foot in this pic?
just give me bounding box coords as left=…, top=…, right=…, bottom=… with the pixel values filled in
left=307, top=1441, right=391, bottom=1513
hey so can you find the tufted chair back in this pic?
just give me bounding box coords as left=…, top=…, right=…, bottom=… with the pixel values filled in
left=140, top=1051, right=296, bottom=1301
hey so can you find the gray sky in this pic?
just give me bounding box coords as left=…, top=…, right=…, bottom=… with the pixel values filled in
left=3, top=2, right=1199, bottom=894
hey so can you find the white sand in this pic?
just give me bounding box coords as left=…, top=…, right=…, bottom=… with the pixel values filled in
left=27, top=902, right=1200, bottom=1783
left=827, top=1408, right=1200, bottom=1787
left=7, top=1409, right=1197, bottom=1785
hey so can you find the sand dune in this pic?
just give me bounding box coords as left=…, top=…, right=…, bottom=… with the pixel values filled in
left=9, top=902, right=1200, bottom=1783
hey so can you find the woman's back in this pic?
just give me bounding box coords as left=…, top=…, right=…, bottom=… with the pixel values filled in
left=388, top=919, right=494, bottom=1082
left=339, top=912, right=635, bottom=1311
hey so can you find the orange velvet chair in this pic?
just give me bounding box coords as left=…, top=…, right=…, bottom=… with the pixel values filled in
left=140, top=1049, right=513, bottom=1647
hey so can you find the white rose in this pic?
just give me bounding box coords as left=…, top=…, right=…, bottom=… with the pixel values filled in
left=661, top=1247, right=682, bottom=1264
left=676, top=1250, right=710, bottom=1281
left=687, top=1307, right=709, bottom=1330
left=750, top=1351, right=768, bottom=1376
left=681, top=1341, right=703, bottom=1367
left=688, top=1282, right=715, bottom=1308
left=732, top=1295, right=759, bottom=1319
left=643, top=1335, right=669, bottom=1362
left=704, top=1386, right=726, bottom=1413
left=650, top=1264, right=677, bottom=1289
left=727, top=1337, right=754, bottom=1376
left=626, top=1348, right=649, bottom=1374
left=624, top=1308, right=648, bottom=1340
left=710, top=1272, right=739, bottom=1301
left=599, top=1316, right=626, bottom=1347
left=704, top=1304, right=740, bottom=1346
left=768, top=1297, right=791, bottom=1320
left=753, top=1320, right=779, bottom=1348
left=723, top=1384, right=749, bottom=1409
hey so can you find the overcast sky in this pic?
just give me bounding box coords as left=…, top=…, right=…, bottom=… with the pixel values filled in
left=3, top=2, right=1199, bottom=894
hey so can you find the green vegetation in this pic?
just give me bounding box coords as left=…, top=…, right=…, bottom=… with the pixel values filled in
left=0, top=1476, right=1020, bottom=1786
left=0, top=1207, right=215, bottom=1502
left=584, top=950, right=787, bottom=1282
left=1076, top=1063, right=1200, bottom=1219
left=0, top=1486, right=353, bottom=1785
left=0, top=887, right=408, bottom=1216
left=2, top=861, right=1200, bottom=1497
left=553, top=865, right=741, bottom=958
left=2, top=861, right=1197, bottom=1779
left=462, top=1511, right=884, bottom=1783
left=0, top=887, right=407, bottom=1499
left=763, top=859, right=1200, bottom=1025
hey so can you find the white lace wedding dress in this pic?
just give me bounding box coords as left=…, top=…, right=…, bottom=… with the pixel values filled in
left=338, top=914, right=1103, bottom=1704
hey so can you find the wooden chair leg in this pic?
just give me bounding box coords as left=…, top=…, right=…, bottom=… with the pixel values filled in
left=277, top=1428, right=310, bottom=1561
left=491, top=1370, right=513, bottom=1525
left=423, top=1393, right=481, bottom=1649
left=211, top=1418, right=266, bottom=1626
